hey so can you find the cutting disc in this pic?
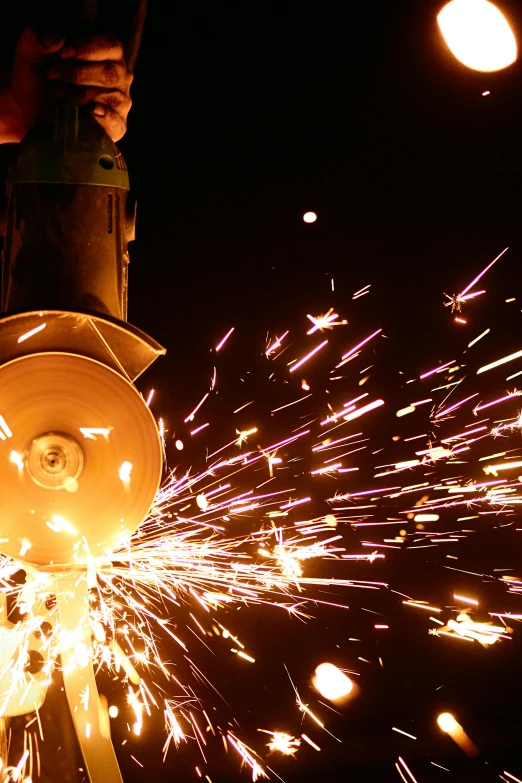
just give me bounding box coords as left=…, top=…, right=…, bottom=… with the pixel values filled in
left=0, top=352, right=162, bottom=566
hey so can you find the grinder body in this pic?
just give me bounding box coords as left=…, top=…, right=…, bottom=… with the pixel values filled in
left=0, top=99, right=163, bottom=783
left=1, top=102, right=135, bottom=320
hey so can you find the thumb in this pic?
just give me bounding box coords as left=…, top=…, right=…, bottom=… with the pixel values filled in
left=16, top=29, right=65, bottom=63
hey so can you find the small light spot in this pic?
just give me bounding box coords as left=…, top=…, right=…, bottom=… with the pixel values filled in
left=303, top=211, right=317, bottom=224
left=482, top=90, right=490, bottom=96
left=396, top=406, right=415, bottom=417
left=47, top=515, right=78, bottom=536
left=437, top=712, right=458, bottom=733
left=196, top=494, right=209, bottom=510
left=175, top=439, right=184, bottom=451
left=10, top=450, right=24, bottom=470
left=313, top=663, right=353, bottom=701
left=64, top=477, right=79, bottom=493
left=119, top=461, right=133, bottom=484
left=109, top=705, right=119, bottom=718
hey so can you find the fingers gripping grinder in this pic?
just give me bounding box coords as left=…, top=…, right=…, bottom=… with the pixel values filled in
left=0, top=47, right=164, bottom=783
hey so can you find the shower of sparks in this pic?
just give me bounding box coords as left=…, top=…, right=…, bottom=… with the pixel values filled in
left=1, top=250, right=521, bottom=782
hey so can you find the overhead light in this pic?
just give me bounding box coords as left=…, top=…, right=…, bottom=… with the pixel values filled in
left=303, top=211, right=317, bottom=223
left=438, top=0, right=517, bottom=72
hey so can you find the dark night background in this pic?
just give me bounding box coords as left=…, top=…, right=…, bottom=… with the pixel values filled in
left=2, top=1, right=522, bottom=781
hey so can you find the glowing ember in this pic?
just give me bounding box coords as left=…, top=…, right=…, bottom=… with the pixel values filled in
left=259, top=730, right=301, bottom=756
left=312, top=663, right=353, bottom=701
left=437, top=712, right=458, bottom=733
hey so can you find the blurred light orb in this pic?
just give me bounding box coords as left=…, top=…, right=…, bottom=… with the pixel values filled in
left=108, top=705, right=119, bottom=718
left=175, top=439, right=184, bottom=450
left=313, top=663, right=353, bottom=701
left=437, top=712, right=458, bottom=733
left=303, top=211, right=317, bottom=223
left=437, top=0, right=517, bottom=72
left=196, top=493, right=209, bottom=510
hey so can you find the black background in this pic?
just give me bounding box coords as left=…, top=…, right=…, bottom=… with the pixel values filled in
left=2, top=1, right=522, bottom=781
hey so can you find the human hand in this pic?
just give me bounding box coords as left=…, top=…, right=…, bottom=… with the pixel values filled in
left=5, top=29, right=132, bottom=143
left=49, top=33, right=133, bottom=142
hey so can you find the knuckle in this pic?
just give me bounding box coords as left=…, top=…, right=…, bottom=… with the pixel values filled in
left=94, top=34, right=123, bottom=61
left=102, top=62, right=120, bottom=88
left=105, top=91, right=122, bottom=109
